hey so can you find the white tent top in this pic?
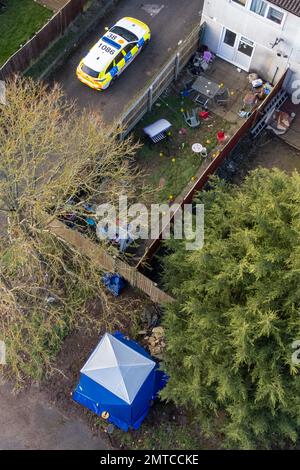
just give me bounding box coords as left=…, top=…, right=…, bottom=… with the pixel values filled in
left=81, top=333, right=155, bottom=405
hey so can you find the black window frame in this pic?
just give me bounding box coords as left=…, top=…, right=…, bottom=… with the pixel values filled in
left=105, top=61, right=114, bottom=74
left=122, top=44, right=133, bottom=55
left=114, top=51, right=125, bottom=65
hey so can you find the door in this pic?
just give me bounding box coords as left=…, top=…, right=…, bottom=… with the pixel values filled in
left=218, top=28, right=255, bottom=71
left=235, top=36, right=255, bottom=70
left=218, top=28, right=237, bottom=63
left=115, top=51, right=125, bottom=73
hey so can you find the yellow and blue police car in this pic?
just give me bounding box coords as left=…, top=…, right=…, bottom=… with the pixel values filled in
left=76, top=17, right=151, bottom=90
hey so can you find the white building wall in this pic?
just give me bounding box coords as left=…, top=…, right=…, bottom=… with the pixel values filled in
left=201, top=0, right=300, bottom=92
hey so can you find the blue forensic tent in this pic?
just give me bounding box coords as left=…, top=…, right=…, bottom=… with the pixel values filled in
left=72, top=332, right=167, bottom=431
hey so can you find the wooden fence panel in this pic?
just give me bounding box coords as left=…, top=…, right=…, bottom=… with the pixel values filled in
left=0, top=0, right=86, bottom=80
left=47, top=218, right=174, bottom=304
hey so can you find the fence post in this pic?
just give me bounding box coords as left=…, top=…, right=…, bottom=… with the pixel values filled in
left=60, top=9, right=63, bottom=37
left=148, top=85, right=153, bottom=112
left=175, top=52, right=180, bottom=80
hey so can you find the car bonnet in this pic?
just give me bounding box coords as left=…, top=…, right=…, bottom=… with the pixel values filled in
left=83, top=33, right=129, bottom=73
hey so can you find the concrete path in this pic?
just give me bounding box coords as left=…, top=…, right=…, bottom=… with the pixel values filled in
left=0, top=381, right=108, bottom=450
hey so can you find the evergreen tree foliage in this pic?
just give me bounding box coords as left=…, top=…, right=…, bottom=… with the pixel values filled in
left=161, top=169, right=300, bottom=449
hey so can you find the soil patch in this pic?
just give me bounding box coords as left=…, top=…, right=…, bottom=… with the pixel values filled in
left=233, top=134, right=300, bottom=183
left=40, top=285, right=151, bottom=440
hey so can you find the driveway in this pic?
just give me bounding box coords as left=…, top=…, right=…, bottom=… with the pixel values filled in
left=0, top=381, right=108, bottom=450
left=53, top=0, right=203, bottom=122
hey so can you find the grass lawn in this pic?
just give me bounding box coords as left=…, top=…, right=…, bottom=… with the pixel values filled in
left=134, top=93, right=230, bottom=204
left=110, top=401, right=223, bottom=450
left=115, top=416, right=203, bottom=450
left=0, top=0, right=52, bottom=66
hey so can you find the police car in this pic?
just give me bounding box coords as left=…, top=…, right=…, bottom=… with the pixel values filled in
left=76, top=17, right=151, bottom=90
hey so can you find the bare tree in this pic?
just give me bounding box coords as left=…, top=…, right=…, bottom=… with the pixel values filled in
left=0, top=77, right=146, bottom=384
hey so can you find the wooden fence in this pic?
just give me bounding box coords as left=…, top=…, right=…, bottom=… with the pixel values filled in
left=47, top=218, right=174, bottom=305
left=120, top=22, right=206, bottom=138
left=0, top=0, right=87, bottom=80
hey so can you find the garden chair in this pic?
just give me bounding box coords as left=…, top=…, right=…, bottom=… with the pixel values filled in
left=183, top=109, right=200, bottom=128
left=194, top=93, right=209, bottom=109
left=214, top=88, right=230, bottom=107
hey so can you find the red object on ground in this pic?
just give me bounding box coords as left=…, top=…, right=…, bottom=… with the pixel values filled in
left=199, top=111, right=209, bottom=120
left=217, top=131, right=225, bottom=142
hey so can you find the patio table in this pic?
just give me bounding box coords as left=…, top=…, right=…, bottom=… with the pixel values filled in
left=192, top=143, right=204, bottom=153
left=191, top=76, right=221, bottom=106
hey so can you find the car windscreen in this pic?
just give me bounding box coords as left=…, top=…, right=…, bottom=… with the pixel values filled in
left=110, top=26, right=138, bottom=43
left=82, top=64, right=99, bottom=78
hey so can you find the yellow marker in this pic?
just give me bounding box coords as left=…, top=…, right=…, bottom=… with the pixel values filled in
left=191, top=176, right=195, bottom=181
left=206, top=139, right=211, bottom=144
left=180, top=108, right=184, bottom=113
left=159, top=152, right=164, bottom=157
left=172, top=158, right=176, bottom=163
left=169, top=195, right=174, bottom=200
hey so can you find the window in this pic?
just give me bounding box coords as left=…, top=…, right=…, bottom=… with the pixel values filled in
left=267, top=6, right=284, bottom=24
left=224, top=29, right=237, bottom=47
left=81, top=64, right=99, bottom=78
left=232, top=0, right=247, bottom=6
left=250, top=0, right=285, bottom=25
left=250, top=0, right=267, bottom=16
left=122, top=44, right=133, bottom=55
left=238, top=37, right=254, bottom=56
left=110, top=25, right=138, bottom=43
left=106, top=62, right=114, bottom=74
left=114, top=51, right=125, bottom=65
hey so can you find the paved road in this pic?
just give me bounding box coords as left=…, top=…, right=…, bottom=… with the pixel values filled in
left=0, top=381, right=108, bottom=450
left=54, top=0, right=203, bottom=123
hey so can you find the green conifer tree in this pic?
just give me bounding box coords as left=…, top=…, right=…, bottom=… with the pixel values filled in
left=161, top=169, right=300, bottom=449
